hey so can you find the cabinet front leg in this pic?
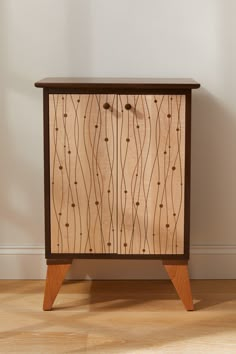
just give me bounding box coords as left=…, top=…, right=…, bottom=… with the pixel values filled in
left=43, top=259, right=73, bottom=311
left=162, top=260, right=194, bottom=311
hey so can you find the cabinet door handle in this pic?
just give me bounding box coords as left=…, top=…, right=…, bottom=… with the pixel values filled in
left=103, top=102, right=110, bottom=110
left=125, top=103, right=132, bottom=110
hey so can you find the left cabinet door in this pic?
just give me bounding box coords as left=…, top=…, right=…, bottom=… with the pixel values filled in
left=48, top=94, right=117, bottom=255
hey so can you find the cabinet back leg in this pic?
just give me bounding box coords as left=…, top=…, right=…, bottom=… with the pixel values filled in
left=162, top=261, right=194, bottom=311
left=43, top=261, right=72, bottom=311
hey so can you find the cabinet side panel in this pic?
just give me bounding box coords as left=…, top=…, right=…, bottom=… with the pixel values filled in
left=117, top=95, right=185, bottom=255
left=49, top=94, right=117, bottom=254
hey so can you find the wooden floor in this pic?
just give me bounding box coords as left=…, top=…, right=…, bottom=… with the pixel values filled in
left=0, top=280, right=236, bottom=353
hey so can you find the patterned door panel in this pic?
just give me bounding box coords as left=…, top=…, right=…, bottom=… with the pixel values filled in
left=49, top=94, right=185, bottom=255
left=49, top=94, right=116, bottom=254
left=117, top=95, right=185, bottom=255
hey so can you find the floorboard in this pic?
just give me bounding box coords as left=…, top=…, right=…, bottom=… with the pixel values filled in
left=0, top=280, right=236, bottom=353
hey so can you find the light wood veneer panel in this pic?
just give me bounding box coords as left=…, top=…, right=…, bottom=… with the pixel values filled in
left=49, top=94, right=117, bottom=254
left=117, top=95, right=185, bottom=255
left=49, top=94, right=185, bottom=256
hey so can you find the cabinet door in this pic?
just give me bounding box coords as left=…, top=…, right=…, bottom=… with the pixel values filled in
left=49, top=94, right=117, bottom=254
left=117, top=95, right=186, bottom=255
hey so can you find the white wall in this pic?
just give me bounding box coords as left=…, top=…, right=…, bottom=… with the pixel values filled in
left=1, top=0, right=236, bottom=279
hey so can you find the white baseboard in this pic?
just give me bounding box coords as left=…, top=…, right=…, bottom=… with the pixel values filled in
left=0, top=245, right=236, bottom=279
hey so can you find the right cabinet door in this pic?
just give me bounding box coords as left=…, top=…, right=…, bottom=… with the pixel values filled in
left=117, top=94, right=186, bottom=256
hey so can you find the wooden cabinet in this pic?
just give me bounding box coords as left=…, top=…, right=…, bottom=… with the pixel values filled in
left=35, top=78, right=200, bottom=310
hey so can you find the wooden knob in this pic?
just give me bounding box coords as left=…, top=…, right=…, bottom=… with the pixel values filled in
left=103, top=102, right=110, bottom=110
left=125, top=103, right=132, bottom=110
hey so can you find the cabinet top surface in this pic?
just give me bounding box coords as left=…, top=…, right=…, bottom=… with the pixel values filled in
left=35, top=77, right=200, bottom=89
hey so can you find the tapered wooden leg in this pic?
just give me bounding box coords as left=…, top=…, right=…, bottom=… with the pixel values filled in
left=43, top=260, right=72, bottom=311
left=163, top=260, right=194, bottom=311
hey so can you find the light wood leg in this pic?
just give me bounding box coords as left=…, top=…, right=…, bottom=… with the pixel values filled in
left=163, top=260, right=194, bottom=311
left=43, top=260, right=72, bottom=311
